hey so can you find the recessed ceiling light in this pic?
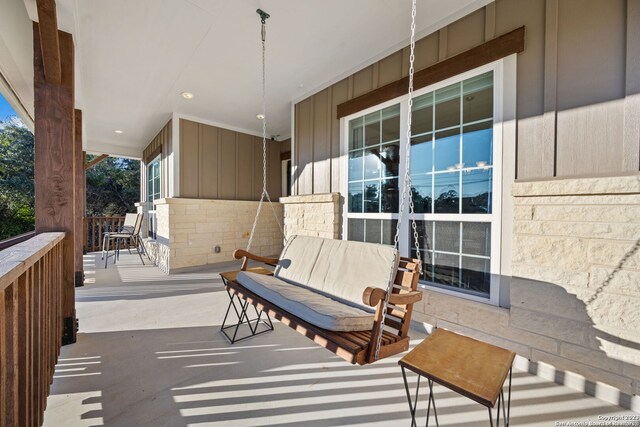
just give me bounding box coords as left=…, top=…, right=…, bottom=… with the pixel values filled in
left=114, top=130, right=123, bottom=134
left=256, top=114, right=265, bottom=120
left=181, top=92, right=194, bottom=100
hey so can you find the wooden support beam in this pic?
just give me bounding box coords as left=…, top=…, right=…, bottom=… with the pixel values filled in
left=33, top=23, right=76, bottom=344
left=35, top=0, right=61, bottom=84
left=84, top=154, right=108, bottom=170
left=74, top=110, right=84, bottom=287
left=336, top=26, right=526, bottom=119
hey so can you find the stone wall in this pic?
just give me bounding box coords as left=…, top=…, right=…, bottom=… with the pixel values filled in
left=280, top=193, right=341, bottom=240
left=143, top=198, right=284, bottom=273
left=413, top=175, right=640, bottom=410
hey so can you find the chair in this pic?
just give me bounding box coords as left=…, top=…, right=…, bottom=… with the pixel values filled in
left=101, top=213, right=137, bottom=260
left=103, top=213, right=146, bottom=268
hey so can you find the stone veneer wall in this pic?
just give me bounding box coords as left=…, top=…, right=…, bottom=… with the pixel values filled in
left=412, top=175, right=640, bottom=410
left=280, top=193, right=341, bottom=240
left=142, top=198, right=283, bottom=273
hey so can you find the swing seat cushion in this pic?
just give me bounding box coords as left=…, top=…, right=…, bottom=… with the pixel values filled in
left=235, top=235, right=399, bottom=332
left=236, top=271, right=375, bottom=331
left=274, top=235, right=400, bottom=309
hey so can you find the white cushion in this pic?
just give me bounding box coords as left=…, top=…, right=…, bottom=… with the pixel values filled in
left=236, top=271, right=375, bottom=332
left=274, top=235, right=399, bottom=309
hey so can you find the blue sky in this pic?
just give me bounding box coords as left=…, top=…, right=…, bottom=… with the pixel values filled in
left=0, top=93, right=17, bottom=121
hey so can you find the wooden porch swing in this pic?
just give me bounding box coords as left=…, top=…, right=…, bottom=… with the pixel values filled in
left=220, top=2, right=425, bottom=365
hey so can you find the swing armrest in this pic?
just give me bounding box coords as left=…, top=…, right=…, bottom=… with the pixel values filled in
left=233, top=249, right=279, bottom=268
left=363, top=287, right=423, bottom=307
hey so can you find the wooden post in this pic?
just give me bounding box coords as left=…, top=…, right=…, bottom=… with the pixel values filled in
left=74, top=110, right=84, bottom=287
left=33, top=23, right=77, bottom=345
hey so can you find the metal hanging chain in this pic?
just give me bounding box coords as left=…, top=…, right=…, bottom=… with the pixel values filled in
left=247, top=9, right=286, bottom=252
left=374, top=0, right=422, bottom=361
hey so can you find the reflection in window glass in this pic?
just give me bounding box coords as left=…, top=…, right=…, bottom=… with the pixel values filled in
left=382, top=219, right=399, bottom=245
left=412, top=92, right=433, bottom=135
left=381, top=179, right=399, bottom=213
left=462, top=223, right=491, bottom=256
left=348, top=151, right=363, bottom=182
left=434, top=221, right=460, bottom=254
left=363, top=149, right=380, bottom=180
left=410, top=135, right=433, bottom=175
left=381, top=105, right=400, bottom=142
left=463, top=121, right=493, bottom=167
left=365, top=112, right=380, bottom=147
left=416, top=220, right=434, bottom=251
left=463, top=72, right=493, bottom=123
left=461, top=256, right=491, bottom=295
left=364, top=181, right=380, bottom=213
left=348, top=219, right=364, bottom=242
left=348, top=219, right=398, bottom=247
left=434, top=172, right=459, bottom=213
left=462, top=169, right=492, bottom=213
left=348, top=182, right=363, bottom=213
left=434, top=128, right=461, bottom=172
left=349, top=117, right=363, bottom=150
left=380, top=143, right=400, bottom=177
left=435, top=83, right=461, bottom=130
left=365, top=219, right=382, bottom=243
left=412, top=174, right=432, bottom=213
left=432, top=252, right=459, bottom=287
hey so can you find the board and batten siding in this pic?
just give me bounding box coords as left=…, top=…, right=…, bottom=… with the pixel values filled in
left=178, top=119, right=282, bottom=201
left=293, top=0, right=640, bottom=195
left=142, top=119, right=171, bottom=201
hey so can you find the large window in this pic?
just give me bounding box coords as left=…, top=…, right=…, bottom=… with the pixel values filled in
left=344, top=66, right=502, bottom=304
left=146, top=155, right=161, bottom=239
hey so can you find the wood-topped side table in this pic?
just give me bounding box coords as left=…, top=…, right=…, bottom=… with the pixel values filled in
left=398, top=328, right=515, bottom=427
left=220, top=267, right=274, bottom=344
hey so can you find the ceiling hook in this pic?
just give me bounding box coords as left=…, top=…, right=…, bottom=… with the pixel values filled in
left=256, top=9, right=270, bottom=24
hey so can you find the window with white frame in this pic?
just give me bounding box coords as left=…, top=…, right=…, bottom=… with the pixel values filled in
left=146, top=155, right=161, bottom=239
left=344, top=66, right=502, bottom=304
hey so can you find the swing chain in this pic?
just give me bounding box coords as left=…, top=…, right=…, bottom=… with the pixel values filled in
left=247, top=10, right=286, bottom=252
left=374, top=0, right=421, bottom=361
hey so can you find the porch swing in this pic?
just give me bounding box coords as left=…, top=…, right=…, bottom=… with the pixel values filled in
left=220, top=1, right=424, bottom=365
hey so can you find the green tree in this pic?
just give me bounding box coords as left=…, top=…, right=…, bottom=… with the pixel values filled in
left=85, top=155, right=140, bottom=216
left=0, top=120, right=35, bottom=240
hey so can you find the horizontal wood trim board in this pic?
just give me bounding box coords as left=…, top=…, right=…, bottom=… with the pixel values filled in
left=145, top=145, right=162, bottom=163
left=336, top=26, right=525, bottom=119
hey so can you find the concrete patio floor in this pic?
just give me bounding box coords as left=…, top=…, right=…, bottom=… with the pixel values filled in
left=43, top=252, right=637, bottom=427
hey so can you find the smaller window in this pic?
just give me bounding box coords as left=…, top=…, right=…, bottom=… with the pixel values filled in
left=146, top=155, right=161, bottom=239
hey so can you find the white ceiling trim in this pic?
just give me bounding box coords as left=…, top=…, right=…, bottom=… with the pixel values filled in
left=175, top=112, right=265, bottom=139
left=86, top=140, right=143, bottom=160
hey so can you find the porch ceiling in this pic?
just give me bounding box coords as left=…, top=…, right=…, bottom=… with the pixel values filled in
left=13, top=0, right=492, bottom=158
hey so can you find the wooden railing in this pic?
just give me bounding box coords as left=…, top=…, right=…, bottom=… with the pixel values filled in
left=0, top=232, right=65, bottom=426
left=0, top=231, right=37, bottom=251
left=83, top=216, right=125, bottom=252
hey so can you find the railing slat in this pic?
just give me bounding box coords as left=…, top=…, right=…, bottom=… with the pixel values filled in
left=17, top=271, right=29, bottom=425
left=0, top=288, right=6, bottom=425
left=1, top=233, right=66, bottom=426
left=4, top=283, right=16, bottom=426
left=81, top=216, right=126, bottom=253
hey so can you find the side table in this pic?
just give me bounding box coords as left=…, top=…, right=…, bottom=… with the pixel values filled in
left=398, top=328, right=515, bottom=426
